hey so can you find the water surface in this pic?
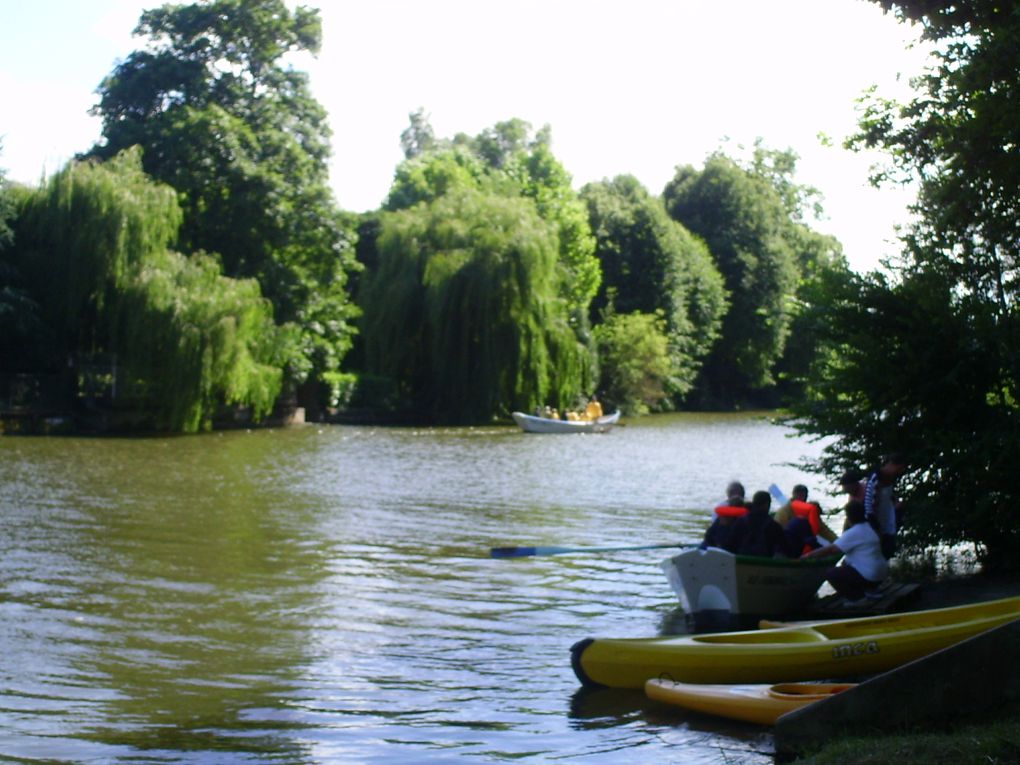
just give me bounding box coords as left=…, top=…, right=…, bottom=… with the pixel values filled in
left=0, top=412, right=833, bottom=763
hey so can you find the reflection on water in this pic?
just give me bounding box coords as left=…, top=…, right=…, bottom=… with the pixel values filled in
left=0, top=413, right=829, bottom=763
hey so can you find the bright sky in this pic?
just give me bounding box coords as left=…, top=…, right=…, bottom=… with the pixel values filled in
left=0, top=0, right=931, bottom=273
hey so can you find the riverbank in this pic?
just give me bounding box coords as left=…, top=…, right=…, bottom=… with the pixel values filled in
left=789, top=568, right=1020, bottom=764
left=792, top=710, right=1020, bottom=765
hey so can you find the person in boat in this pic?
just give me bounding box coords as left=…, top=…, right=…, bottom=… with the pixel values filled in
left=721, top=490, right=793, bottom=558
left=863, top=453, right=907, bottom=560
left=775, top=484, right=837, bottom=555
left=802, top=500, right=888, bottom=602
left=583, top=395, right=603, bottom=421
left=720, top=481, right=748, bottom=512
left=699, top=482, right=750, bottom=550
left=839, top=469, right=865, bottom=503
left=837, top=468, right=866, bottom=531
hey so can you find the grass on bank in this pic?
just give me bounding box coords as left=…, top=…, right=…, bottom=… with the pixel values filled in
left=792, top=709, right=1020, bottom=765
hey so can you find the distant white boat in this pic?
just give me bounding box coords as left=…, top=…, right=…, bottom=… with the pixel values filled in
left=511, top=410, right=621, bottom=434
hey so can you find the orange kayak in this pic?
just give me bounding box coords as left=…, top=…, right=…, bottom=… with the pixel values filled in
left=645, top=678, right=855, bottom=725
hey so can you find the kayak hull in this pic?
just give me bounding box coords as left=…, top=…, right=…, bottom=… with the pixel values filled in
left=645, top=679, right=855, bottom=725
left=573, top=594, right=1020, bottom=689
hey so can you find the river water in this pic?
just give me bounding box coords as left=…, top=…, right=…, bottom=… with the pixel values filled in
left=0, top=412, right=834, bottom=763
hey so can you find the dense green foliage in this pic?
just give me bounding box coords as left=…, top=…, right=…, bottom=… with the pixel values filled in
left=0, top=152, right=51, bottom=373
left=592, top=309, right=673, bottom=416
left=0, top=146, right=12, bottom=250
left=116, top=248, right=285, bottom=431
left=384, top=118, right=601, bottom=324
left=361, top=188, right=589, bottom=422
left=582, top=175, right=726, bottom=402
left=663, top=153, right=800, bottom=405
left=357, top=117, right=599, bottom=421
left=4, top=150, right=284, bottom=431
left=11, top=149, right=182, bottom=365
left=3, top=2, right=856, bottom=429
left=788, top=0, right=1020, bottom=567
left=756, top=144, right=849, bottom=398
left=86, top=0, right=358, bottom=389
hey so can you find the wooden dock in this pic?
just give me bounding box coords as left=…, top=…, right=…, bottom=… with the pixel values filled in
left=803, top=579, right=921, bottom=619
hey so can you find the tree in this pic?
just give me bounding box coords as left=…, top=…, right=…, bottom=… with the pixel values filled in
left=115, top=248, right=286, bottom=431
left=357, top=116, right=602, bottom=419
left=360, top=188, right=589, bottom=422
left=400, top=107, right=437, bottom=159
left=0, top=143, right=13, bottom=250
left=747, top=138, right=826, bottom=224
left=592, top=309, right=673, bottom=416
left=384, top=145, right=490, bottom=212
left=86, top=0, right=358, bottom=393
left=384, top=117, right=601, bottom=324
left=663, top=153, right=799, bottom=405
left=6, top=149, right=286, bottom=431
left=789, top=0, right=1020, bottom=567
left=0, top=148, right=51, bottom=372
left=773, top=222, right=847, bottom=399
left=581, top=175, right=726, bottom=402
left=12, top=149, right=182, bottom=365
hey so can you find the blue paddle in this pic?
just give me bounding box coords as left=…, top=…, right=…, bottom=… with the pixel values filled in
left=768, top=483, right=789, bottom=506
left=491, top=543, right=690, bottom=558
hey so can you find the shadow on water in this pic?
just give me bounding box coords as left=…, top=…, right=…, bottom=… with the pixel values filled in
left=569, top=686, right=776, bottom=763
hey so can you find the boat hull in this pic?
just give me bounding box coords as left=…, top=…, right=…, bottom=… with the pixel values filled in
left=572, top=594, right=1020, bottom=689
left=645, top=679, right=855, bottom=725
left=511, top=411, right=620, bottom=433
left=661, top=547, right=833, bottom=623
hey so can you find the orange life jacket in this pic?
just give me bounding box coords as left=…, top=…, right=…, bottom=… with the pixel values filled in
left=790, top=500, right=822, bottom=535
left=714, top=503, right=748, bottom=519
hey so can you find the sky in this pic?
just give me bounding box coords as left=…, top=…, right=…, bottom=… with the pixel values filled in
left=0, top=0, right=932, bottom=273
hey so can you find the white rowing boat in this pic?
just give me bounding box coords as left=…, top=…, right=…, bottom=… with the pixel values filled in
left=511, top=410, right=620, bottom=433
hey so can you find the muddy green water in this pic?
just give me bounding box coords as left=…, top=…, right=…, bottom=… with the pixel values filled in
left=0, top=412, right=834, bottom=763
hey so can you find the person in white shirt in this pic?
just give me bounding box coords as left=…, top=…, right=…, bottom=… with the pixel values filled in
left=802, top=500, right=889, bottom=602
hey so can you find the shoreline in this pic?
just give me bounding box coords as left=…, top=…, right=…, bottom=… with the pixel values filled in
left=786, top=567, right=1020, bottom=763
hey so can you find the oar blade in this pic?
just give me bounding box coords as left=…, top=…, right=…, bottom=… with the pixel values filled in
left=768, top=483, right=789, bottom=506
left=490, top=542, right=686, bottom=558
left=490, top=546, right=542, bottom=558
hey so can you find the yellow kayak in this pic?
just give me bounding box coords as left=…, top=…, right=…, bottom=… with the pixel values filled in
left=757, top=591, right=1020, bottom=631
left=572, top=594, right=1020, bottom=689
left=645, top=679, right=855, bottom=725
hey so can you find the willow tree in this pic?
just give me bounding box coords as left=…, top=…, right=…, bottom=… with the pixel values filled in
left=12, top=148, right=182, bottom=363
left=384, top=117, right=601, bottom=328
left=0, top=149, right=49, bottom=372
left=361, top=188, right=589, bottom=422
left=116, top=250, right=285, bottom=431
left=8, top=149, right=285, bottom=431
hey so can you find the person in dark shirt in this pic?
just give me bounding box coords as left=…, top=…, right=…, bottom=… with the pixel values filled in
left=723, top=490, right=794, bottom=558
left=699, top=482, right=750, bottom=550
